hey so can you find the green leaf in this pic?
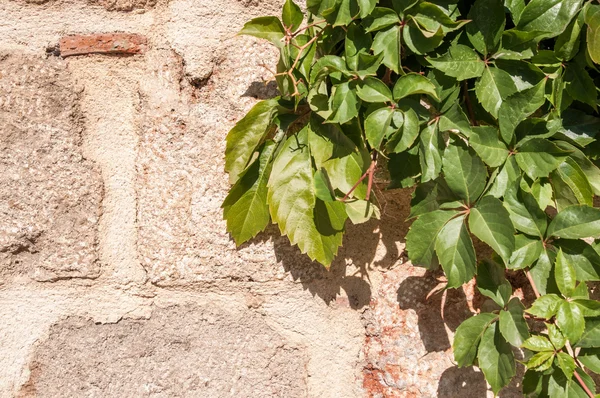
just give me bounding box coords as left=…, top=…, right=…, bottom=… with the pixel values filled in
left=564, top=63, right=598, bottom=109
left=435, top=215, right=477, bottom=288
left=497, top=29, right=546, bottom=59
left=556, top=111, right=600, bottom=150
left=466, top=0, right=505, bottom=56
left=529, top=247, right=558, bottom=295
left=239, top=16, right=286, bottom=47
left=334, top=0, right=360, bottom=27
left=518, top=0, right=583, bottom=38
left=393, top=73, right=439, bottom=101
left=504, top=184, right=548, bottom=238
left=225, top=98, right=280, bottom=184
left=556, top=300, right=585, bottom=342
left=477, top=259, right=513, bottom=307
left=577, top=318, right=600, bottom=347
left=453, top=313, right=497, bottom=367
left=427, top=44, right=485, bottom=81
left=477, top=322, right=516, bottom=395
left=469, top=196, right=515, bottom=263
left=362, top=7, right=400, bottom=32
left=523, top=335, right=555, bottom=352
left=345, top=23, right=372, bottom=70
left=573, top=299, right=600, bottom=317
left=223, top=141, right=276, bottom=245
left=313, top=168, right=336, bottom=202
left=365, top=107, right=395, bottom=149
left=555, top=11, right=585, bottom=61
left=555, top=248, right=577, bottom=297
left=509, top=234, right=543, bottom=270
left=419, top=122, right=443, bottom=182
left=268, top=128, right=344, bottom=266
left=548, top=323, right=567, bottom=350
left=556, top=352, right=577, bottom=380
left=547, top=205, right=600, bottom=239
left=442, top=141, right=487, bottom=204
left=372, top=26, right=401, bottom=73
left=498, top=79, right=547, bottom=144
left=403, top=19, right=444, bottom=55
left=406, top=210, right=460, bottom=268
left=578, top=348, right=600, bottom=373
left=525, top=351, right=555, bottom=370
left=357, top=77, right=394, bottom=103
left=489, top=156, right=520, bottom=198
left=505, top=0, right=525, bottom=25
left=386, top=108, right=420, bottom=153
left=475, top=66, right=518, bottom=118
left=469, top=126, right=509, bottom=168
left=357, top=0, right=377, bottom=18
left=527, top=294, right=563, bottom=319
left=586, top=5, right=600, bottom=64
left=309, top=55, right=349, bottom=84
left=515, top=138, right=568, bottom=180
left=345, top=199, right=380, bottom=224
left=499, top=297, right=530, bottom=346
left=552, top=157, right=594, bottom=211
left=327, top=82, right=360, bottom=124
left=557, top=239, right=600, bottom=282
left=410, top=2, right=469, bottom=34
left=438, top=104, right=473, bottom=137
left=282, top=0, right=303, bottom=32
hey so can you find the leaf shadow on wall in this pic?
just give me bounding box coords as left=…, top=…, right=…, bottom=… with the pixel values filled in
left=243, top=186, right=410, bottom=309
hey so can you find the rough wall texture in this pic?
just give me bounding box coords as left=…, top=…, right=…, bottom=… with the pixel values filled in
left=0, top=0, right=516, bottom=397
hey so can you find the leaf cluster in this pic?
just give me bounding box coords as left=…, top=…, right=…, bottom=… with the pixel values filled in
left=224, top=0, right=600, bottom=395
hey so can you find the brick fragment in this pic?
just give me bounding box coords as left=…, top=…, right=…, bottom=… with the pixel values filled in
left=59, top=33, right=147, bottom=57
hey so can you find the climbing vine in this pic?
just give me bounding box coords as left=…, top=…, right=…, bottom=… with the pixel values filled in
left=223, top=0, right=600, bottom=395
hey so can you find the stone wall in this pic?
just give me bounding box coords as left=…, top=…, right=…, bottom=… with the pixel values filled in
left=0, top=0, right=518, bottom=396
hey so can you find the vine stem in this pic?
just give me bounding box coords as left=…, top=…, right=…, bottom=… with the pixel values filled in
left=340, top=153, right=377, bottom=202
left=524, top=271, right=595, bottom=398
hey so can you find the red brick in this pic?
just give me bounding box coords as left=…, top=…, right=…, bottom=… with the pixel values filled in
left=59, top=33, right=147, bottom=57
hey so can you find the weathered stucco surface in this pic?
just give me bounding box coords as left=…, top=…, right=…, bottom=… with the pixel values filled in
left=0, top=0, right=516, bottom=397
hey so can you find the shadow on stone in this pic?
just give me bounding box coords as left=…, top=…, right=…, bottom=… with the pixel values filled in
left=437, top=366, right=488, bottom=398
left=396, top=273, right=473, bottom=353
left=242, top=81, right=279, bottom=100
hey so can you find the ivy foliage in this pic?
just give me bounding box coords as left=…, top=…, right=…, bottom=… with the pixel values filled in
left=223, top=0, right=600, bottom=395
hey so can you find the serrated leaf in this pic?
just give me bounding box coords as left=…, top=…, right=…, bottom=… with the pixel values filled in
left=578, top=348, right=600, bottom=373
left=558, top=239, right=600, bottom=282
left=555, top=11, right=584, bottom=61
left=419, top=122, right=443, bottom=182
left=435, top=215, right=477, bottom=288
left=453, top=313, right=497, bottom=367
left=466, top=0, right=505, bottom=56
left=268, top=128, right=344, bottom=266
left=509, top=234, right=543, bottom=270
left=556, top=352, right=577, bottom=380
left=468, top=126, right=508, bottom=168
left=548, top=323, right=567, bottom=350
left=564, top=63, right=598, bottom=109
left=327, top=82, right=360, bottom=124
left=497, top=29, right=546, bottom=60
left=500, top=297, right=530, bottom=346
left=365, top=107, right=395, bottom=149
left=529, top=247, right=558, bottom=296
left=505, top=0, right=526, bottom=25
left=489, top=156, right=520, bottom=198
left=386, top=108, right=420, bottom=153
left=403, top=19, right=444, bottom=55
left=504, top=184, right=548, bottom=238
left=477, top=323, right=516, bottom=395
left=523, top=335, right=555, bottom=352
left=477, top=259, right=513, bottom=307
left=345, top=23, right=372, bottom=70
left=573, top=299, right=600, bottom=317
left=556, top=111, right=600, bottom=149
left=309, top=55, right=349, bottom=84
left=438, top=104, right=473, bottom=137
left=239, top=16, right=286, bottom=47
left=547, top=205, right=600, bottom=239
left=345, top=199, right=380, bottom=224
left=427, top=44, right=485, bottom=81
left=498, top=79, right=547, bottom=144
left=556, top=300, right=585, bottom=342
left=313, top=168, right=336, bottom=202
left=475, top=66, right=518, bottom=118
left=334, top=0, right=360, bottom=27
left=552, top=157, right=594, bottom=211
left=372, top=25, right=401, bottom=73
left=225, top=98, right=280, bottom=184
left=515, top=138, right=568, bottom=180
left=357, top=77, right=394, bottom=103
left=525, top=351, right=555, bottom=370
left=407, top=210, right=460, bottom=268
left=282, top=0, right=303, bottom=32
left=586, top=5, right=600, bottom=64
left=362, top=7, right=400, bottom=32
left=555, top=248, right=577, bottom=297
left=527, top=294, right=563, bottom=319
left=357, top=0, right=377, bottom=18
left=577, top=318, right=600, bottom=347
left=393, top=73, right=439, bottom=101
left=223, top=141, right=276, bottom=245
left=410, top=1, right=469, bottom=34
left=518, top=0, right=583, bottom=38
left=442, top=141, right=487, bottom=204
left=469, top=196, right=515, bottom=263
